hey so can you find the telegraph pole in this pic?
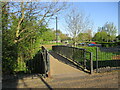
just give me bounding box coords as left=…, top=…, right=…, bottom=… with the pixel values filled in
left=56, top=17, right=58, bottom=43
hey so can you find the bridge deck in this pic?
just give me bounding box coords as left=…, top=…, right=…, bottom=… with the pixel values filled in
left=49, top=51, right=88, bottom=78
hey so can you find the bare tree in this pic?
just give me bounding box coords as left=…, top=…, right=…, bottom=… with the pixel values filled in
left=65, top=8, right=92, bottom=45
left=2, top=2, right=67, bottom=43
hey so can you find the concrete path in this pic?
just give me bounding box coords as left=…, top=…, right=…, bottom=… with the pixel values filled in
left=49, top=51, right=88, bottom=78
left=2, top=71, right=119, bottom=88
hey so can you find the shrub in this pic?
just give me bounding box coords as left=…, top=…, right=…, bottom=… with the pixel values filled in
left=77, top=46, right=113, bottom=61
left=116, top=41, right=120, bottom=45
left=100, top=42, right=117, bottom=47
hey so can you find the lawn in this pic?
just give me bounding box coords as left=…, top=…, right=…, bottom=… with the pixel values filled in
left=41, top=43, right=65, bottom=51
left=77, top=46, right=120, bottom=61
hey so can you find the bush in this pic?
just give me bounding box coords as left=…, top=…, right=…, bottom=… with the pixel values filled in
left=77, top=46, right=113, bottom=61
left=100, top=42, right=117, bottom=47
left=116, top=41, right=120, bottom=45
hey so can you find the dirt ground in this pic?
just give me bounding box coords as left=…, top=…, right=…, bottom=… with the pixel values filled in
left=112, top=55, right=120, bottom=60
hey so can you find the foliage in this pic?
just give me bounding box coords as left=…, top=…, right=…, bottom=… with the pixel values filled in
left=78, top=32, right=92, bottom=41
left=77, top=46, right=115, bottom=61
left=53, top=30, right=71, bottom=41
left=100, top=42, right=118, bottom=47
left=2, top=2, right=67, bottom=74
left=93, top=31, right=109, bottom=42
left=42, top=29, right=56, bottom=41
left=94, top=22, right=117, bottom=42
left=103, top=22, right=117, bottom=37
left=116, top=35, right=120, bottom=40
left=59, top=33, right=70, bottom=40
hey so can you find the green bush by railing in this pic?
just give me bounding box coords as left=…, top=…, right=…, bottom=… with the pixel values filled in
left=77, top=46, right=120, bottom=61
left=100, top=42, right=117, bottom=47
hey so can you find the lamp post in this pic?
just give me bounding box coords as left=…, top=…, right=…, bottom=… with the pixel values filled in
left=56, top=17, right=58, bottom=43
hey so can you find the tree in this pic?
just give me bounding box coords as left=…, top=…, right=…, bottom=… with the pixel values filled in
left=42, top=29, right=56, bottom=41
left=65, top=8, right=92, bottom=45
left=93, top=31, right=109, bottom=42
left=2, top=2, right=67, bottom=74
left=2, top=2, right=18, bottom=73
left=59, top=33, right=69, bottom=40
left=53, top=30, right=70, bottom=41
left=78, top=33, right=92, bottom=41
left=78, top=29, right=92, bottom=41
left=116, top=35, right=120, bottom=40
left=104, top=22, right=117, bottom=36
left=7, top=2, right=67, bottom=44
left=98, top=22, right=117, bottom=41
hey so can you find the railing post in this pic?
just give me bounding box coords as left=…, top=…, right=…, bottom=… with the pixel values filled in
left=41, top=46, right=50, bottom=78
left=96, top=47, right=98, bottom=73
left=90, top=52, right=93, bottom=74
left=46, top=51, right=50, bottom=78
left=84, top=50, right=86, bottom=70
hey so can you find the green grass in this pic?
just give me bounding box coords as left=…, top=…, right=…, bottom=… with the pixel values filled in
left=76, top=46, right=119, bottom=61
left=41, top=41, right=64, bottom=45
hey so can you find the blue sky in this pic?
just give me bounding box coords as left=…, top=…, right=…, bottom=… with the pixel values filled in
left=48, top=2, right=118, bottom=35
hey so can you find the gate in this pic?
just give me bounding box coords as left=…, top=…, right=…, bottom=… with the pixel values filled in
left=52, top=45, right=93, bottom=74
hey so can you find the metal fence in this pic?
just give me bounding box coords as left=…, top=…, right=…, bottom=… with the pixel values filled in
left=52, top=45, right=93, bottom=74
left=52, top=45, right=120, bottom=74
left=95, top=47, right=120, bottom=73
left=2, top=46, right=50, bottom=80
left=41, top=46, right=50, bottom=77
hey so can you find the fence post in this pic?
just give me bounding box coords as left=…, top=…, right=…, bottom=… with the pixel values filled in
left=90, top=52, right=93, bottom=74
left=41, top=46, right=50, bottom=78
left=46, top=51, right=51, bottom=78
left=84, top=50, right=86, bottom=70
left=96, top=47, right=98, bottom=73
left=43, top=47, right=47, bottom=77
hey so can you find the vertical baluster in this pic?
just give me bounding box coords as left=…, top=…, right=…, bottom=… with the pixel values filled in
left=96, top=47, right=98, bottom=73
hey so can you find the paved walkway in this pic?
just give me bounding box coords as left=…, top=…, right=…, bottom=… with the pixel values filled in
left=2, top=71, right=119, bottom=88
left=49, top=52, right=88, bottom=78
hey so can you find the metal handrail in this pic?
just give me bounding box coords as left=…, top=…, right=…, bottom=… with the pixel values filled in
left=52, top=45, right=93, bottom=74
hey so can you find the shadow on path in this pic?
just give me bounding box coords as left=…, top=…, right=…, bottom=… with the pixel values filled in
left=49, top=51, right=90, bottom=74
left=37, top=75, right=53, bottom=90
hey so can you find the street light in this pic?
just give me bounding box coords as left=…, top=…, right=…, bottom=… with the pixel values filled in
left=56, top=17, right=58, bottom=43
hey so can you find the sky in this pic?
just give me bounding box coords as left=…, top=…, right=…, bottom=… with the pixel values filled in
left=118, top=2, right=120, bottom=35
left=48, top=2, right=118, bottom=36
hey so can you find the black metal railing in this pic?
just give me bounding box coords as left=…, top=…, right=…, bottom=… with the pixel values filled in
left=52, top=45, right=120, bottom=74
left=95, top=47, right=120, bottom=73
left=52, top=45, right=93, bottom=74
left=2, top=46, right=50, bottom=80
left=41, top=46, right=50, bottom=77
left=85, top=51, right=93, bottom=74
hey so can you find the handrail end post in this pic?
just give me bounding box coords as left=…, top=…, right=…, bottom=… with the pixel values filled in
left=90, top=52, right=93, bottom=74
